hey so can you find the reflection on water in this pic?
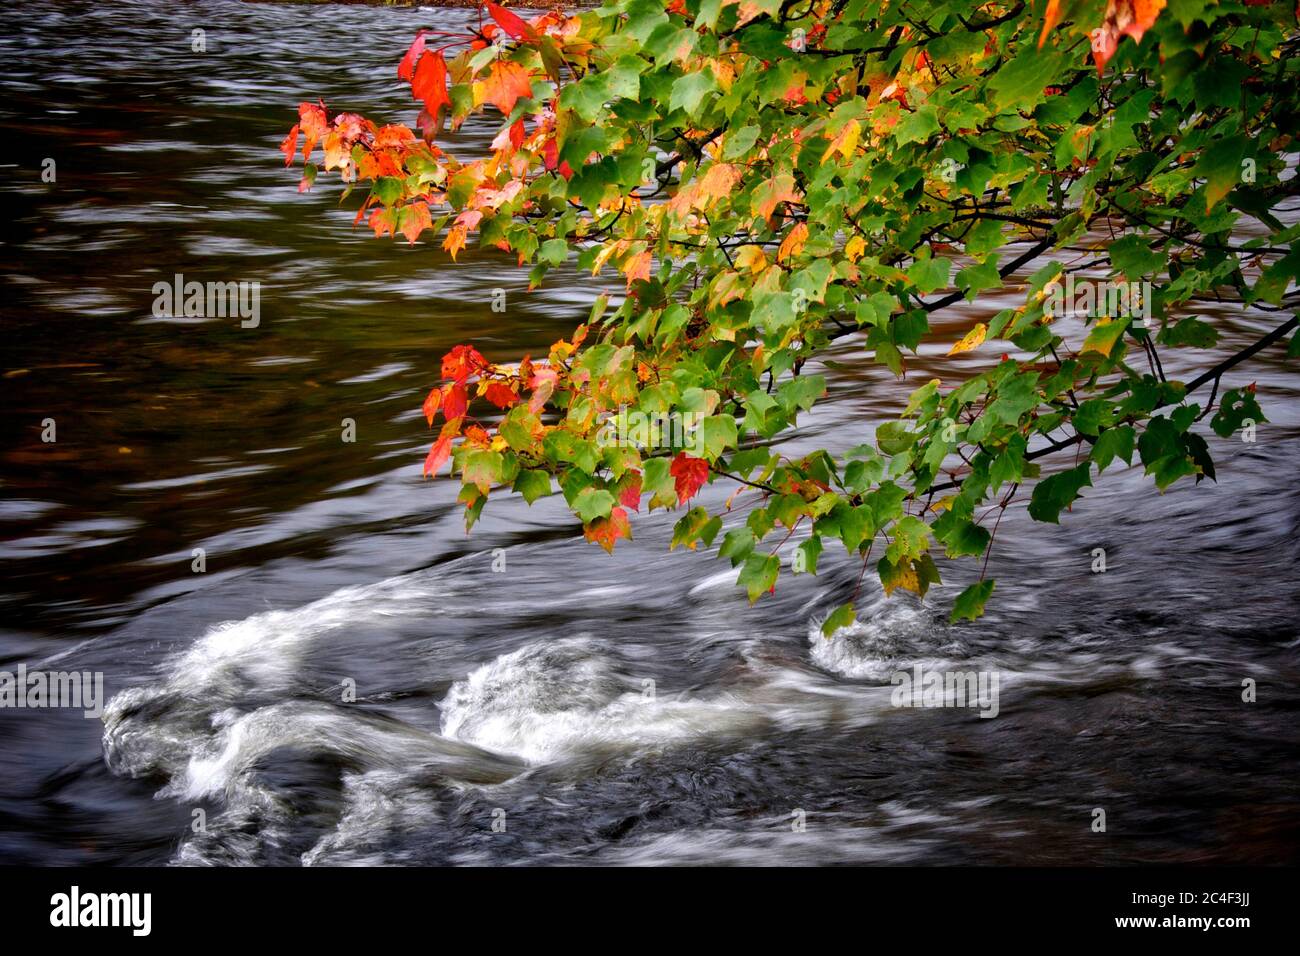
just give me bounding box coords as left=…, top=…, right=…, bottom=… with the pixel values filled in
left=1, top=0, right=1298, bottom=866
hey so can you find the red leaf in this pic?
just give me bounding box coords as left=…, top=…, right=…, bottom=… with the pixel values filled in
left=483, top=381, right=519, bottom=409
left=541, top=137, right=559, bottom=171
left=422, top=387, right=442, bottom=425
left=584, top=506, right=632, bottom=554
left=279, top=124, right=300, bottom=167
left=442, top=383, right=469, bottom=421
left=423, top=434, right=453, bottom=477
left=669, top=453, right=710, bottom=505
left=442, top=345, right=487, bottom=385
left=398, top=33, right=426, bottom=81
left=618, top=470, right=643, bottom=511
left=411, top=51, right=451, bottom=117
left=485, top=2, right=537, bottom=41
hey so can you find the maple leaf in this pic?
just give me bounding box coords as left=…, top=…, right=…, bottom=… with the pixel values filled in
left=948, top=322, right=987, bottom=356
left=398, top=33, right=426, bottom=81
left=670, top=452, right=710, bottom=504
left=423, top=433, right=453, bottom=477
left=777, top=222, right=808, bottom=263
left=368, top=207, right=397, bottom=239
left=618, top=471, right=643, bottom=511
left=821, top=119, right=860, bottom=163
left=485, top=2, right=538, bottom=42
left=527, top=367, right=558, bottom=413
left=443, top=223, right=469, bottom=260
left=374, top=124, right=416, bottom=149
left=751, top=174, right=801, bottom=221
left=491, top=118, right=526, bottom=153
left=400, top=202, right=432, bottom=245
left=1092, top=0, right=1166, bottom=74
left=483, top=381, right=519, bottom=409
left=298, top=102, right=328, bottom=162
left=442, top=383, right=469, bottom=421
left=422, top=386, right=442, bottom=425
left=479, top=60, right=534, bottom=115
left=442, top=344, right=487, bottom=385
left=621, top=250, right=652, bottom=289
left=584, top=506, right=632, bottom=554
left=321, top=130, right=348, bottom=171
left=279, top=124, right=300, bottom=167
left=412, top=50, right=451, bottom=117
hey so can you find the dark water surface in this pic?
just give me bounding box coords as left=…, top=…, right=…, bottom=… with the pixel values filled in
left=1, top=0, right=1298, bottom=865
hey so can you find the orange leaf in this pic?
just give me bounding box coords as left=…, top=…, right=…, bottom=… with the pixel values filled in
left=1092, top=0, right=1166, bottom=74
left=279, top=124, right=300, bottom=167
left=422, top=387, right=442, bottom=425
left=584, top=506, right=632, bottom=553
left=751, top=174, right=802, bottom=221
left=298, top=103, right=328, bottom=162
left=777, top=222, right=808, bottom=263
left=1038, top=0, right=1064, bottom=48
left=621, top=250, right=652, bottom=289
left=527, top=366, right=558, bottom=413
left=401, top=202, right=432, bottom=245
left=480, top=60, right=534, bottom=115
left=443, top=223, right=469, bottom=260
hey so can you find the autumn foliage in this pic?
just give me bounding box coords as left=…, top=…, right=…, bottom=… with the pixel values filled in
left=285, top=0, right=1300, bottom=627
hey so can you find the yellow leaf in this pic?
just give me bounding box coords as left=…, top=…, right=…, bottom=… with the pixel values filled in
left=1082, top=317, right=1129, bottom=356
left=844, top=234, right=866, bottom=262
left=734, top=245, right=768, bottom=274
left=881, top=560, right=919, bottom=596
left=821, top=119, right=860, bottom=162
left=948, top=322, right=987, bottom=356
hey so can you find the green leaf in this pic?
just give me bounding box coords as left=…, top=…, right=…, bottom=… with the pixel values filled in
left=373, top=176, right=402, bottom=206
left=821, top=602, right=856, bottom=638
left=1108, top=235, right=1164, bottom=279
left=1192, top=134, right=1246, bottom=211
left=988, top=48, right=1064, bottom=113
left=894, top=104, right=939, bottom=145
left=669, top=71, right=718, bottom=118
left=513, top=469, right=552, bottom=504
left=944, top=520, right=991, bottom=559
left=1027, top=464, right=1092, bottom=524
left=718, top=527, right=756, bottom=566
left=573, top=487, right=615, bottom=523
left=951, top=580, right=995, bottom=623
left=737, top=552, right=779, bottom=603
left=1091, top=426, right=1136, bottom=473
left=700, top=414, right=739, bottom=458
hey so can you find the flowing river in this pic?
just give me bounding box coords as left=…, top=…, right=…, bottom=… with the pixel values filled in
left=1, top=0, right=1298, bottom=865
